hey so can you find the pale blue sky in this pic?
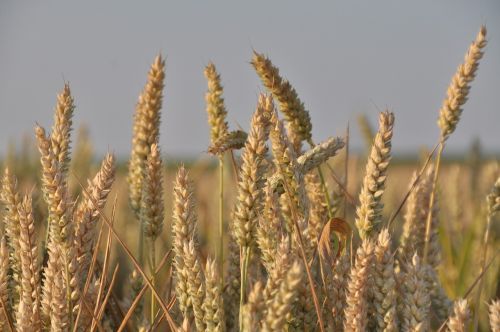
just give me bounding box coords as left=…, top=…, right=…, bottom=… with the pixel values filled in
left=0, top=1, right=498, bottom=158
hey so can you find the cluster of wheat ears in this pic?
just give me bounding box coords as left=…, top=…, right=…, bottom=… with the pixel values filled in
left=0, top=26, right=499, bottom=332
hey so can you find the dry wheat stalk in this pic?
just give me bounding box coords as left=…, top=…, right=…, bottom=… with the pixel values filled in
left=355, top=111, right=394, bottom=240
left=344, top=239, right=374, bottom=332
left=262, top=261, right=303, bottom=332
left=204, top=62, right=229, bottom=145
left=128, top=54, right=165, bottom=216
left=233, top=94, right=273, bottom=249
left=446, top=299, right=469, bottom=332
left=438, top=27, right=487, bottom=142
left=140, top=143, right=164, bottom=240
left=251, top=51, right=312, bottom=151
left=372, top=229, right=397, bottom=331
left=16, top=193, right=41, bottom=331
left=489, top=300, right=500, bottom=332
left=202, top=258, right=223, bottom=332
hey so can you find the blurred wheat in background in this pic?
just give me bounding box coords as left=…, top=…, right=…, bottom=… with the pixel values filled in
left=0, top=26, right=499, bottom=331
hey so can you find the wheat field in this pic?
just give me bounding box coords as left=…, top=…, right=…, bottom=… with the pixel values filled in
left=0, top=26, right=498, bottom=331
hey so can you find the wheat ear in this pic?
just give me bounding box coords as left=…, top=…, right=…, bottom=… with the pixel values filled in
left=50, top=83, right=75, bottom=177
left=489, top=300, right=500, bottom=332
left=344, top=239, right=374, bottom=332
left=262, top=261, right=303, bottom=332
left=0, top=236, right=10, bottom=331
left=438, top=26, right=487, bottom=142
left=16, top=193, right=41, bottom=331
left=171, top=166, right=196, bottom=316
left=74, top=153, right=115, bottom=277
left=355, top=111, right=394, bottom=240
left=128, top=54, right=165, bottom=216
left=251, top=51, right=312, bottom=150
left=447, top=299, right=470, bottom=332
left=202, top=258, right=224, bottom=332
left=372, top=229, right=397, bottom=331
left=0, top=169, right=22, bottom=297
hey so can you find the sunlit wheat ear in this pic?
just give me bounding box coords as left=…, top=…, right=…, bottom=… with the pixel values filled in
left=171, top=166, right=196, bottom=315
left=305, top=172, right=328, bottom=244
left=257, top=182, right=285, bottom=272
left=269, top=109, right=309, bottom=227
left=267, top=136, right=344, bottom=194
left=35, top=124, right=80, bottom=313
left=400, top=254, right=431, bottom=331
left=251, top=51, right=312, bottom=151
left=128, top=54, right=165, bottom=216
left=140, top=143, right=164, bottom=240
left=204, top=62, right=229, bottom=145
left=263, top=237, right=293, bottom=308
left=262, top=261, right=303, bottom=332
left=51, top=268, right=69, bottom=331
left=16, top=193, right=41, bottom=331
left=297, top=136, right=345, bottom=173
left=372, top=229, right=397, bottom=331
left=50, top=83, right=75, bottom=176
left=0, top=168, right=22, bottom=291
left=202, top=258, right=224, bottom=332
left=74, top=153, right=116, bottom=277
left=489, top=300, right=500, bottom=332
left=327, top=253, right=350, bottom=330
left=242, top=281, right=265, bottom=331
left=355, top=110, right=394, bottom=240
left=438, top=26, right=487, bottom=142
left=399, top=166, right=441, bottom=268
left=233, top=94, right=273, bottom=249
left=343, top=239, right=374, bottom=332
left=0, top=236, right=9, bottom=331
left=208, top=129, right=248, bottom=155
left=447, top=299, right=470, bottom=332
left=182, top=240, right=205, bottom=332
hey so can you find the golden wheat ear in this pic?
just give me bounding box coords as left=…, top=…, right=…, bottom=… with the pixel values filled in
left=438, top=26, right=487, bottom=142
left=355, top=111, right=394, bottom=240
left=128, top=54, right=165, bottom=216
left=204, top=62, right=229, bottom=145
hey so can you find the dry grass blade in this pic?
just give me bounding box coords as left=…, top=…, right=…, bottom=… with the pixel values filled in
left=72, top=173, right=178, bottom=331
left=117, top=250, right=172, bottom=332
